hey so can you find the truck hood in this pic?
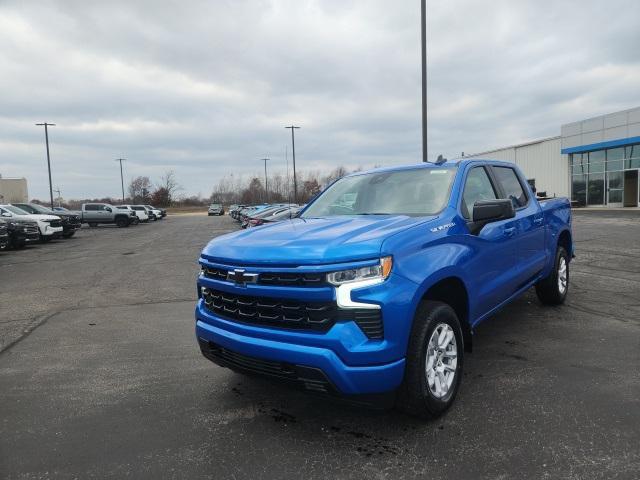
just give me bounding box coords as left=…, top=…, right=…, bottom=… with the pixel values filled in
left=5, top=213, right=59, bottom=222
left=202, top=215, right=435, bottom=266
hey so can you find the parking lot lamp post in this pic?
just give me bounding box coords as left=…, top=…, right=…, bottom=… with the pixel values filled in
left=116, top=158, right=126, bottom=203
left=261, top=158, right=270, bottom=203
left=285, top=126, right=300, bottom=203
left=35, top=122, right=56, bottom=208
left=421, top=0, right=428, bottom=162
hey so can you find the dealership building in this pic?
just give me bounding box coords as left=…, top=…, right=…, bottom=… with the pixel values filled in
left=0, top=176, right=29, bottom=203
left=467, top=106, right=640, bottom=208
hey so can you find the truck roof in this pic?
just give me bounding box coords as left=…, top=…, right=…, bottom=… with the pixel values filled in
left=344, top=158, right=517, bottom=179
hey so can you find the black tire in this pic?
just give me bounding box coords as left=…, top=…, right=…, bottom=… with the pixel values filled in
left=88, top=222, right=98, bottom=228
left=115, top=217, right=128, bottom=228
left=12, top=239, right=26, bottom=249
left=63, top=231, right=75, bottom=238
left=396, top=301, right=464, bottom=419
left=535, top=246, right=569, bottom=305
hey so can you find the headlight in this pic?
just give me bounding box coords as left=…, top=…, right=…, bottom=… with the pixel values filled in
left=327, top=257, right=392, bottom=286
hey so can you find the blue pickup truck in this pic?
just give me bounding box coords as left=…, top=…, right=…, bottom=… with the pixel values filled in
left=195, top=159, right=573, bottom=418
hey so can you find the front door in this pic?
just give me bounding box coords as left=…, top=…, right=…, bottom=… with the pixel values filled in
left=607, top=171, right=624, bottom=207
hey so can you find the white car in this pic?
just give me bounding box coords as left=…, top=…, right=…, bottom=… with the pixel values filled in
left=142, top=205, right=162, bottom=221
left=118, top=205, right=149, bottom=223
left=0, top=204, right=63, bottom=242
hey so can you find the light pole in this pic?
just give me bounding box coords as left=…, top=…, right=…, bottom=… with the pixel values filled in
left=260, top=158, right=270, bottom=202
left=285, top=126, right=300, bottom=203
left=35, top=122, right=56, bottom=208
left=421, top=0, right=428, bottom=162
left=115, top=158, right=126, bottom=203
left=54, top=187, right=62, bottom=207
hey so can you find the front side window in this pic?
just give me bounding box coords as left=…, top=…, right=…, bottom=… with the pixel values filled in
left=493, top=166, right=528, bottom=208
left=461, top=167, right=497, bottom=219
left=301, top=167, right=457, bottom=218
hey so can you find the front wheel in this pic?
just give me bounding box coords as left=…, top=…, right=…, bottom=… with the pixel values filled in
left=116, top=217, right=128, bottom=228
left=535, top=246, right=569, bottom=305
left=396, top=301, right=464, bottom=419
left=63, top=231, right=75, bottom=238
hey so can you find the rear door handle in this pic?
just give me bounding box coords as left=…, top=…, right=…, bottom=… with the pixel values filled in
left=504, top=227, right=516, bottom=237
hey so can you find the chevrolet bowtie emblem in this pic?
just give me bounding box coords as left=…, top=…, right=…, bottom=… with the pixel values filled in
left=227, top=268, right=258, bottom=286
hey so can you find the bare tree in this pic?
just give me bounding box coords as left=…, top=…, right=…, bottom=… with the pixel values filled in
left=159, top=170, right=182, bottom=205
left=128, top=176, right=151, bottom=203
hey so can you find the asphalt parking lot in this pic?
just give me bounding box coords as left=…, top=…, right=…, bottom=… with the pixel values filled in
left=1, top=212, right=639, bottom=479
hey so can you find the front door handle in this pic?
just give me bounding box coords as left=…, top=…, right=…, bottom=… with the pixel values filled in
left=504, top=227, right=516, bottom=237
left=533, top=217, right=544, bottom=225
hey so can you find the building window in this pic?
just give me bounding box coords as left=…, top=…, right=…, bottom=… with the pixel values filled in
left=607, top=147, right=625, bottom=172
left=587, top=173, right=605, bottom=206
left=570, top=144, right=640, bottom=207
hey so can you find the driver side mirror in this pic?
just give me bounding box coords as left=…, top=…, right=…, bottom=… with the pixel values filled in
left=1, top=212, right=11, bottom=217
left=469, top=199, right=515, bottom=235
left=105, top=207, right=112, bottom=212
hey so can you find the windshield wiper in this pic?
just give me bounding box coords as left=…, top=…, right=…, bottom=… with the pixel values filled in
left=356, top=212, right=390, bottom=215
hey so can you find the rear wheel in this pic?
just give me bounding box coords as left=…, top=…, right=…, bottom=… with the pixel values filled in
left=88, top=222, right=98, bottom=228
left=535, top=246, right=569, bottom=305
left=396, top=301, right=464, bottom=419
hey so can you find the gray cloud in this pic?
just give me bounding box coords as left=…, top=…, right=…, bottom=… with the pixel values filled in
left=1, top=0, right=639, bottom=199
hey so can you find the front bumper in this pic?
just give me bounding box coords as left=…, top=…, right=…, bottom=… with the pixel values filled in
left=195, top=266, right=418, bottom=396
left=41, top=225, right=63, bottom=237
left=196, top=316, right=404, bottom=396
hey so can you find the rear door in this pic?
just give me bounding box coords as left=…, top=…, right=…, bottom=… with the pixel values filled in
left=460, top=166, right=520, bottom=318
left=83, top=204, right=99, bottom=221
left=490, top=166, right=546, bottom=286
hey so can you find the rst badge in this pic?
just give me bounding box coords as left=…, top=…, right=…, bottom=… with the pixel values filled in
left=430, top=222, right=455, bottom=233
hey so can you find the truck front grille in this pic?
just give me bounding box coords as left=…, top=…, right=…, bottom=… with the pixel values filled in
left=49, top=219, right=62, bottom=228
left=202, top=266, right=326, bottom=287
left=201, top=288, right=384, bottom=339
left=202, top=288, right=336, bottom=331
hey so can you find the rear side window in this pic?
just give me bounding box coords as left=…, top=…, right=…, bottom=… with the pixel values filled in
left=85, top=204, right=98, bottom=211
left=493, top=167, right=528, bottom=208
left=461, top=167, right=497, bottom=219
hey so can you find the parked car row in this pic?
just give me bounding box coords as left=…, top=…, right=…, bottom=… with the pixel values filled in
left=228, top=203, right=302, bottom=228
left=0, top=202, right=167, bottom=252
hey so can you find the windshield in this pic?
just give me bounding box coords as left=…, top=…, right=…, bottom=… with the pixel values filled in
left=29, top=204, right=54, bottom=214
left=301, top=167, right=456, bottom=218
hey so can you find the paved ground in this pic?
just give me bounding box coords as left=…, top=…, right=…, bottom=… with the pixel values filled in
left=1, top=212, right=638, bottom=479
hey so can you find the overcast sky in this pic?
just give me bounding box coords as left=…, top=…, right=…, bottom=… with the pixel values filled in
left=1, top=0, right=639, bottom=200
